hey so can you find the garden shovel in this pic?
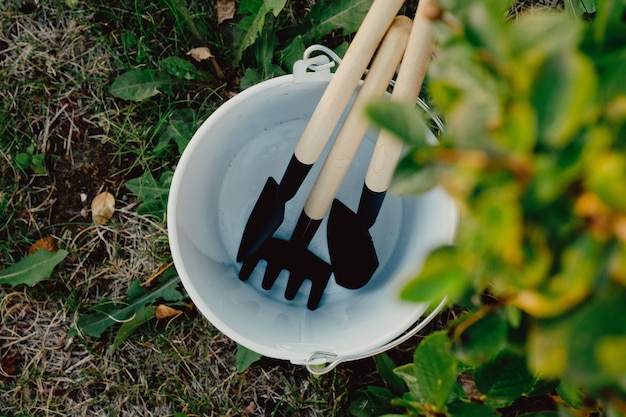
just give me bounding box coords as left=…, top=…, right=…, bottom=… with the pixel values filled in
left=328, top=0, right=440, bottom=290
left=239, top=16, right=413, bottom=310
left=236, top=0, right=406, bottom=262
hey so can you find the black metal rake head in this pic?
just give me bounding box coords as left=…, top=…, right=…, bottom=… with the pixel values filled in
left=238, top=237, right=332, bottom=310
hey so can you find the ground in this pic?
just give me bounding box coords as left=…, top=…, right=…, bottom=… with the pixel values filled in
left=0, top=0, right=563, bottom=416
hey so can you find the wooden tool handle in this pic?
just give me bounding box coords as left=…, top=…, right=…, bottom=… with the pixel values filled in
left=365, top=0, right=440, bottom=193
left=293, top=0, right=406, bottom=165
left=304, top=16, right=413, bottom=221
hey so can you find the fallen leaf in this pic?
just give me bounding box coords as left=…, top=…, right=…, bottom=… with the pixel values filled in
left=0, top=348, right=21, bottom=380
left=187, top=47, right=213, bottom=62
left=217, top=0, right=236, bottom=24
left=155, top=304, right=183, bottom=319
left=243, top=401, right=257, bottom=415
left=28, top=236, right=58, bottom=254
left=91, top=191, right=115, bottom=224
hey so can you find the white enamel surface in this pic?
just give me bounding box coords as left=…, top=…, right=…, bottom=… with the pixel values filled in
left=167, top=73, right=458, bottom=364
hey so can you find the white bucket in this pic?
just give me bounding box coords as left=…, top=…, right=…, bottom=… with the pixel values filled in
left=167, top=52, right=458, bottom=374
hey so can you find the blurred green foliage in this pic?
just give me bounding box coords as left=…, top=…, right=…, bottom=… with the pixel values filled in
left=363, top=0, right=626, bottom=415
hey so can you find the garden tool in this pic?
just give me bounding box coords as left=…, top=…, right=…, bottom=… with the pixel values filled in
left=239, top=16, right=413, bottom=310
left=328, top=0, right=440, bottom=289
left=236, top=0, right=406, bottom=262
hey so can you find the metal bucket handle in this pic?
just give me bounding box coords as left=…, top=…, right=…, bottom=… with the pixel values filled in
left=303, top=298, right=448, bottom=375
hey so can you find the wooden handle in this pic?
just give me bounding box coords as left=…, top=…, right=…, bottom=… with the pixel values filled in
left=304, top=16, right=413, bottom=221
left=365, top=0, right=440, bottom=193
left=293, top=0, right=406, bottom=165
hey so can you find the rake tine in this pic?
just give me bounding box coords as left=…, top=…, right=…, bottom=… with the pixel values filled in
left=238, top=254, right=261, bottom=281
left=261, top=257, right=284, bottom=290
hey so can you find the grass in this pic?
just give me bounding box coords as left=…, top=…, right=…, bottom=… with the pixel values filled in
left=0, top=0, right=564, bottom=415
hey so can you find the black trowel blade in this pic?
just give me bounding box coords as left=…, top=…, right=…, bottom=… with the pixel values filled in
left=236, top=177, right=285, bottom=262
left=327, top=199, right=379, bottom=289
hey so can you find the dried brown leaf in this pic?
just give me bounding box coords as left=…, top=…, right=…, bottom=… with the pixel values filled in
left=28, top=236, right=59, bottom=254
left=217, top=0, right=236, bottom=24
left=243, top=401, right=257, bottom=414
left=187, top=47, right=214, bottom=62
left=91, top=191, right=115, bottom=225
left=155, top=304, right=182, bottom=320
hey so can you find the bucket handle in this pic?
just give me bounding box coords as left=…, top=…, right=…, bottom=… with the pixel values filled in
left=303, top=297, right=448, bottom=375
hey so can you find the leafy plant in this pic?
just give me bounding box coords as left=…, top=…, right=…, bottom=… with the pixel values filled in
left=125, top=169, right=173, bottom=219
left=234, top=0, right=288, bottom=63
left=14, top=144, right=47, bottom=175
left=359, top=0, right=626, bottom=415
left=109, top=55, right=214, bottom=102
left=233, top=0, right=375, bottom=85
left=70, top=267, right=185, bottom=347
left=153, top=108, right=199, bottom=154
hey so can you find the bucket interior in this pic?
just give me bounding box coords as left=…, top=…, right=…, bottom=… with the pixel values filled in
left=168, top=75, right=457, bottom=363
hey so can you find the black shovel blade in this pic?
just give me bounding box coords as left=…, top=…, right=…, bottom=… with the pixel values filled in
left=327, top=199, right=379, bottom=289
left=236, top=177, right=284, bottom=262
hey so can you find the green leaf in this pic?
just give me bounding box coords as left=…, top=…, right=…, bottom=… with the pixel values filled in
left=154, top=109, right=197, bottom=154
left=239, top=67, right=263, bottom=89
left=348, top=386, right=398, bottom=417
left=30, top=153, right=47, bottom=174
left=0, top=249, right=68, bottom=287
left=472, top=186, right=523, bottom=265
left=596, top=335, right=626, bottom=375
left=14, top=153, right=31, bottom=170
left=395, top=331, right=457, bottom=411
left=527, top=315, right=573, bottom=378
left=376, top=353, right=407, bottom=396
left=125, top=170, right=172, bottom=218
left=389, top=155, right=439, bottom=196
left=109, top=69, right=175, bottom=101
left=567, top=289, right=626, bottom=393
left=281, top=35, right=306, bottom=72
left=400, top=246, right=471, bottom=306
left=108, top=305, right=157, bottom=354
left=366, top=100, right=431, bottom=147
left=253, top=24, right=278, bottom=77
left=121, top=32, right=138, bottom=49
left=160, top=56, right=204, bottom=80
left=473, top=349, right=536, bottom=408
left=306, top=0, right=374, bottom=41
left=455, top=309, right=509, bottom=367
left=74, top=268, right=183, bottom=337
left=235, top=0, right=288, bottom=63
left=492, top=100, right=536, bottom=154
left=235, top=344, right=262, bottom=372
left=531, top=51, right=597, bottom=148
left=585, top=152, right=626, bottom=212
left=447, top=400, right=497, bottom=417
left=555, top=381, right=585, bottom=410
